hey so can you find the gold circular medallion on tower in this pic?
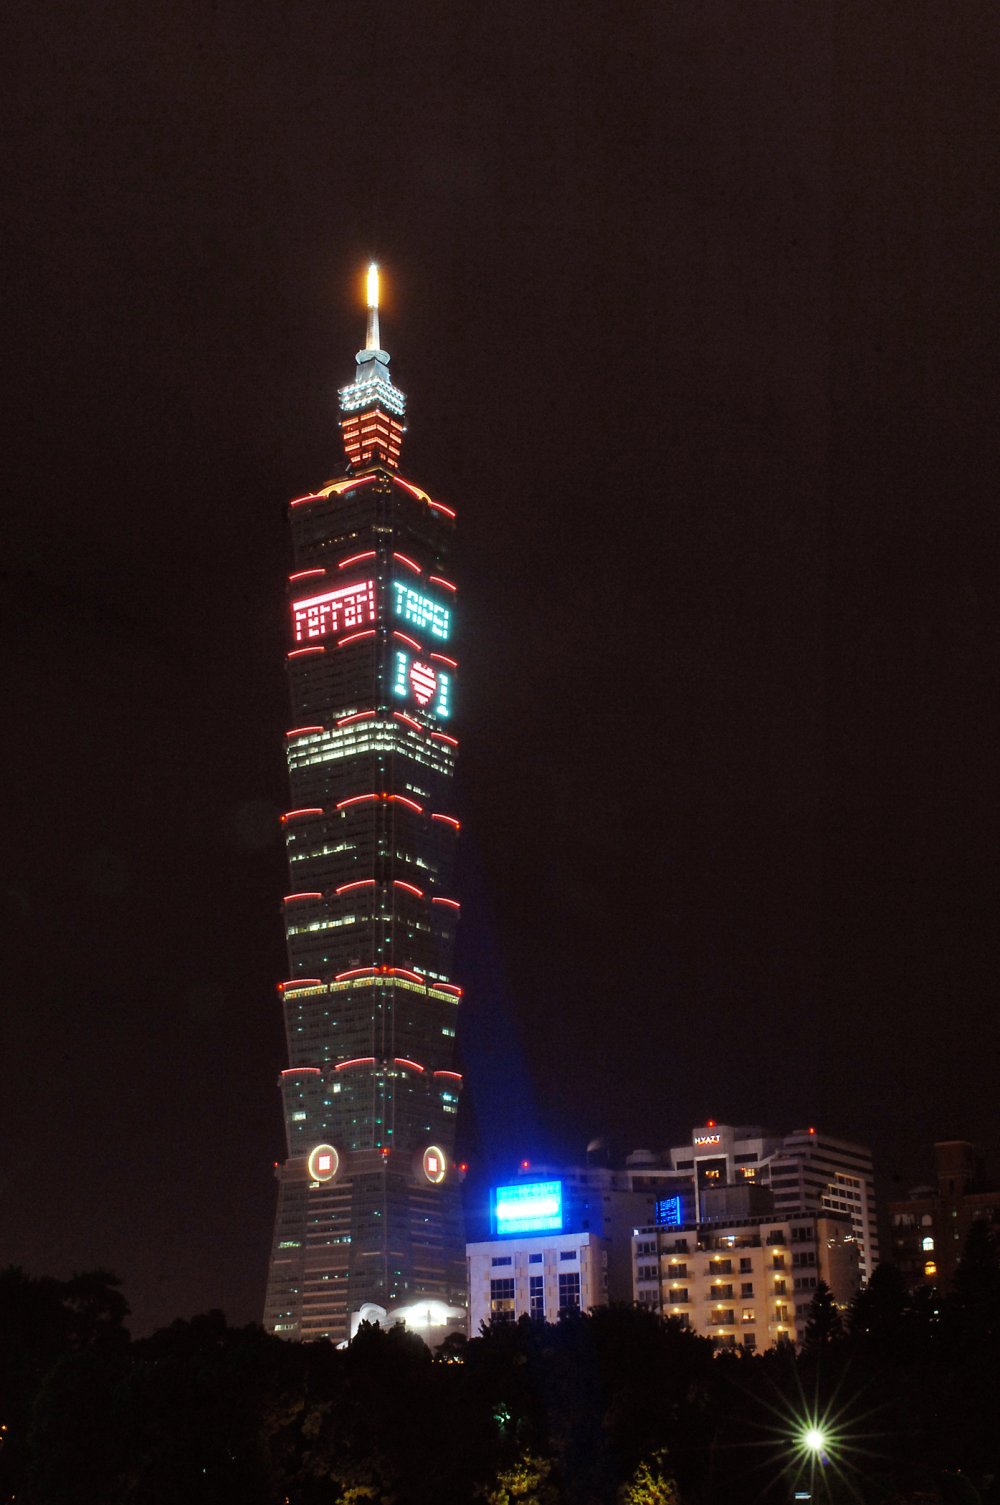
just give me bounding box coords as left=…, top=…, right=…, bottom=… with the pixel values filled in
left=422, top=1145, right=447, bottom=1184
left=308, top=1143, right=340, bottom=1182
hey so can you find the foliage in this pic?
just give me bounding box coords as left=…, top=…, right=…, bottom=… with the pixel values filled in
left=802, top=1280, right=845, bottom=1351
left=617, top=1449, right=679, bottom=1504
left=480, top=1449, right=561, bottom=1504
left=4, top=1245, right=1000, bottom=1503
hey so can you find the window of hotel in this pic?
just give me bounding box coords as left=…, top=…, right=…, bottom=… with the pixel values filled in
left=529, top=1275, right=544, bottom=1318
left=558, top=1272, right=581, bottom=1312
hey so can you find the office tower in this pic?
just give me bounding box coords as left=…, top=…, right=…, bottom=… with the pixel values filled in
left=264, top=268, right=466, bottom=1343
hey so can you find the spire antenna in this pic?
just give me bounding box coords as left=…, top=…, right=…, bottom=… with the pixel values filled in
left=365, top=262, right=380, bottom=351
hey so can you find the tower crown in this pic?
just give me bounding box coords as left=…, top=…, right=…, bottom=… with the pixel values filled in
left=338, top=262, right=406, bottom=469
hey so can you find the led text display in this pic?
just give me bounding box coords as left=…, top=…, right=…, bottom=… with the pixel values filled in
left=292, top=579, right=376, bottom=643
left=392, top=581, right=451, bottom=641
left=392, top=650, right=451, bottom=718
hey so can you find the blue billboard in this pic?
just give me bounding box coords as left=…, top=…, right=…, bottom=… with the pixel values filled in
left=493, top=1180, right=564, bottom=1237
left=654, top=1194, right=683, bottom=1227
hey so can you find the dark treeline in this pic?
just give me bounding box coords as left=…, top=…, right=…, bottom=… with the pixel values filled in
left=2, top=1225, right=1000, bottom=1504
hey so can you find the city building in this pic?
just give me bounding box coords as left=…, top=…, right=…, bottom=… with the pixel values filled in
left=637, top=1122, right=879, bottom=1284
left=263, top=267, right=466, bottom=1344
left=889, top=1140, right=1000, bottom=1289
left=467, top=1178, right=611, bottom=1329
left=475, top=1124, right=878, bottom=1334
left=631, top=1205, right=860, bottom=1349
left=490, top=1158, right=687, bottom=1305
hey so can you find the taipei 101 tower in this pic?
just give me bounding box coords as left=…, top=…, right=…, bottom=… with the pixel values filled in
left=263, top=268, right=466, bottom=1344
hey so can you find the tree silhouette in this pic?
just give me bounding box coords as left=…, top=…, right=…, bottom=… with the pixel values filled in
left=802, top=1281, right=844, bottom=1352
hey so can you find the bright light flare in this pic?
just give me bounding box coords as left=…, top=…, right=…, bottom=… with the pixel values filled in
left=801, top=1425, right=827, bottom=1455
left=367, top=262, right=379, bottom=309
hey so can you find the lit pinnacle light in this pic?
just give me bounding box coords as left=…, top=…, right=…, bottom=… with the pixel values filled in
left=263, top=266, right=466, bottom=1344
left=365, top=262, right=381, bottom=352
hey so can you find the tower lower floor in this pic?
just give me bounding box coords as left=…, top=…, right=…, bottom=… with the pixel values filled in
left=264, top=1148, right=466, bottom=1344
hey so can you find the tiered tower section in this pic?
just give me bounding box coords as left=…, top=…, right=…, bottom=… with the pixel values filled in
left=264, top=269, right=465, bottom=1343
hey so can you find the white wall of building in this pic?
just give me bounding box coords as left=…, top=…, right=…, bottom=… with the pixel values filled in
left=467, top=1231, right=609, bottom=1333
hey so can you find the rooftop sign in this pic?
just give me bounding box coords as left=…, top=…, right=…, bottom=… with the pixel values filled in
left=494, top=1180, right=564, bottom=1237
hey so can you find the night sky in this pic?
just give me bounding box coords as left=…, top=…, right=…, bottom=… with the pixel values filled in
left=2, top=2, right=997, bottom=1336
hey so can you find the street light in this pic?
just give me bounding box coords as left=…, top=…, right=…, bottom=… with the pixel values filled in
left=802, top=1425, right=827, bottom=1456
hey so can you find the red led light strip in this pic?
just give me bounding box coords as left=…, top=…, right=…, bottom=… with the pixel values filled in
left=393, top=552, right=422, bottom=574
left=287, top=646, right=325, bottom=660
left=392, top=630, right=423, bottom=652
left=434, top=983, right=463, bottom=997
left=334, top=1057, right=376, bottom=1071
left=394, top=1058, right=425, bottom=1072
left=336, top=710, right=376, bottom=727
left=277, top=979, right=321, bottom=992
left=432, top=897, right=460, bottom=910
left=338, top=629, right=377, bottom=647
left=393, top=711, right=422, bottom=731
left=338, top=550, right=376, bottom=569
left=430, top=652, right=457, bottom=669
left=428, top=575, right=456, bottom=592
left=434, top=1070, right=463, bottom=1081
left=281, top=808, right=324, bottom=823
left=431, top=813, right=460, bottom=829
left=393, top=880, right=424, bottom=898
left=335, top=966, right=377, bottom=981
left=393, top=476, right=457, bottom=519
left=430, top=732, right=458, bottom=747
left=335, top=792, right=425, bottom=813
left=286, top=726, right=323, bottom=738
left=289, top=568, right=325, bottom=583
left=280, top=1067, right=321, bottom=1076
left=283, top=892, right=322, bottom=902
left=335, top=879, right=376, bottom=895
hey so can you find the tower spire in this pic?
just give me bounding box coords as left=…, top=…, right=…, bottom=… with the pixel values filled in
left=339, top=261, right=406, bottom=470
left=365, top=262, right=380, bottom=352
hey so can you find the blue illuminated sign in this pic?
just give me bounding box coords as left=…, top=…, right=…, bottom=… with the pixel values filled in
left=393, top=581, right=451, bottom=641
left=654, top=1195, right=683, bottom=1227
left=392, top=650, right=451, bottom=718
left=494, top=1180, right=564, bottom=1237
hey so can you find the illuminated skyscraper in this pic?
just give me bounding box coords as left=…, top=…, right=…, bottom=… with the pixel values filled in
left=264, top=268, right=466, bottom=1343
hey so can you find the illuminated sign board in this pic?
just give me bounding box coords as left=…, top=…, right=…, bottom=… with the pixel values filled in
left=422, top=1145, right=447, bottom=1184
left=292, top=578, right=376, bottom=643
left=494, top=1180, right=564, bottom=1237
left=693, top=1133, right=721, bottom=1147
left=393, top=581, right=451, bottom=641
left=392, top=650, right=452, bottom=718
left=654, top=1195, right=683, bottom=1227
